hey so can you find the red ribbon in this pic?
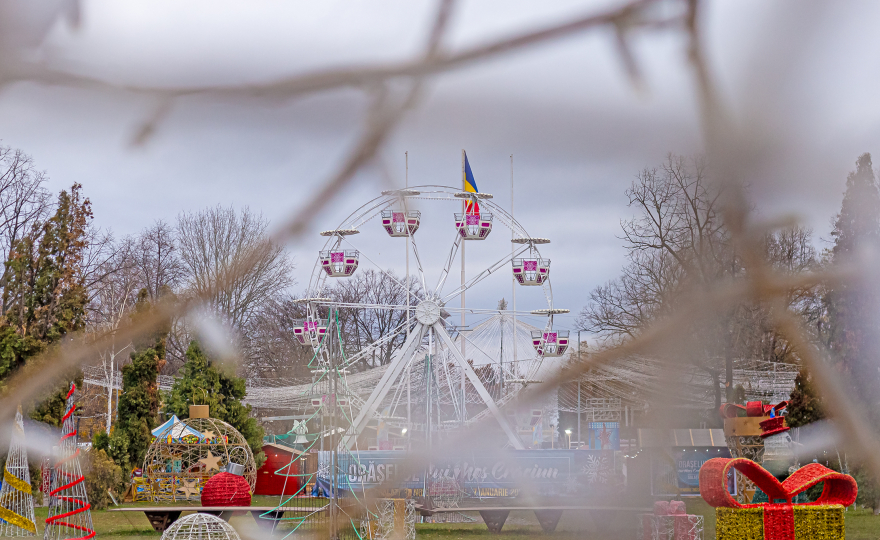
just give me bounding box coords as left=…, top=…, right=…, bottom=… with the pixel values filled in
left=699, top=458, right=857, bottom=540
left=44, top=384, right=96, bottom=540
left=719, top=400, right=788, bottom=419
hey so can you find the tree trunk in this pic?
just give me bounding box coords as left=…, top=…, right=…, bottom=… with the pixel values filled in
left=711, top=369, right=722, bottom=423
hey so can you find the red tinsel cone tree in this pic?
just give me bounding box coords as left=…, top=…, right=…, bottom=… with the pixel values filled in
left=44, top=384, right=95, bottom=540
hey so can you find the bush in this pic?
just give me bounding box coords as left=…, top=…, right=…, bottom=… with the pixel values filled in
left=853, top=465, right=880, bottom=513
left=82, top=448, right=123, bottom=510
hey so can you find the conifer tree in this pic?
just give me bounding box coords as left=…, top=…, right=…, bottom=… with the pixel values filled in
left=0, top=184, right=92, bottom=425
left=786, top=366, right=825, bottom=428
left=825, top=153, right=880, bottom=415
left=95, top=289, right=168, bottom=469
left=164, top=341, right=265, bottom=467
left=0, top=184, right=91, bottom=385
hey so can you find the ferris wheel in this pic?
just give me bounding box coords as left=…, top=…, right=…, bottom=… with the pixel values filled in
left=294, top=185, right=568, bottom=449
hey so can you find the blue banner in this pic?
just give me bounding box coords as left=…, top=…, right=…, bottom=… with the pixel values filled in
left=320, top=450, right=625, bottom=498
left=651, top=448, right=732, bottom=496
left=587, top=422, right=620, bottom=450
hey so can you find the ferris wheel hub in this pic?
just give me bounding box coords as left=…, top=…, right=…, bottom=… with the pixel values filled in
left=415, top=299, right=442, bottom=325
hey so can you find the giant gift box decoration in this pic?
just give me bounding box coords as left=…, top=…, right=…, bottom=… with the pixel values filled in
left=639, top=500, right=703, bottom=540
left=699, top=457, right=857, bottom=540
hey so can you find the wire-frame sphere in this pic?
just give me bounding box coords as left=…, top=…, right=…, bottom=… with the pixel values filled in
left=160, top=513, right=241, bottom=540
left=143, top=417, right=257, bottom=502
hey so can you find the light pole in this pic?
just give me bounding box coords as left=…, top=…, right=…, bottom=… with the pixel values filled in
left=564, top=429, right=572, bottom=449
left=577, top=330, right=581, bottom=448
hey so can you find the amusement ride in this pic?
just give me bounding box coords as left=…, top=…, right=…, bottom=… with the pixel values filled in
left=293, top=172, right=569, bottom=450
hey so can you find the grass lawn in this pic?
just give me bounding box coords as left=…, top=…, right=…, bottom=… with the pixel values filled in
left=27, top=497, right=880, bottom=539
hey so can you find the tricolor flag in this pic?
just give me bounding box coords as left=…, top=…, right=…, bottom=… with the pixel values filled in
left=463, top=151, right=480, bottom=215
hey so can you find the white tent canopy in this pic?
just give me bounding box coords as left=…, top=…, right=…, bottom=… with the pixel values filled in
left=152, top=415, right=202, bottom=441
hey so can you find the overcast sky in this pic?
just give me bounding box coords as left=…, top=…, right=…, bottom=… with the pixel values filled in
left=0, top=0, right=878, bottom=335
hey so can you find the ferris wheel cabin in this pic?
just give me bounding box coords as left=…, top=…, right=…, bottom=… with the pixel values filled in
left=381, top=210, right=420, bottom=237
left=454, top=213, right=493, bottom=240
left=531, top=330, right=570, bottom=357
left=293, top=318, right=327, bottom=346
left=512, top=258, right=550, bottom=285
left=319, top=250, right=359, bottom=277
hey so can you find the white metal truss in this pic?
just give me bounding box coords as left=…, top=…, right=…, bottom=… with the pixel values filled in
left=305, top=185, right=559, bottom=450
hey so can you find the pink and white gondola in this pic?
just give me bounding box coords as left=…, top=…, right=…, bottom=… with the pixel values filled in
left=381, top=210, right=420, bottom=237
left=454, top=212, right=492, bottom=240
left=293, top=318, right=327, bottom=346
left=319, top=249, right=359, bottom=277
left=512, top=258, right=550, bottom=286
left=531, top=330, right=570, bottom=357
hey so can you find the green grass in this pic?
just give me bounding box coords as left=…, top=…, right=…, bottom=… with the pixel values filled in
left=26, top=498, right=880, bottom=539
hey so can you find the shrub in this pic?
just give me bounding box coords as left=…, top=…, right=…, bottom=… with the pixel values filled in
left=82, top=448, right=123, bottom=510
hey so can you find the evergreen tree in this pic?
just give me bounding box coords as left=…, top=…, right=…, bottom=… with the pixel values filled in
left=95, top=289, right=169, bottom=470
left=0, top=184, right=92, bottom=425
left=786, top=366, right=825, bottom=428
left=0, top=185, right=91, bottom=383
left=825, top=153, right=880, bottom=414
left=164, top=341, right=265, bottom=467
left=100, top=346, right=160, bottom=469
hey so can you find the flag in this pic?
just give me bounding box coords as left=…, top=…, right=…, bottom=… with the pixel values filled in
left=463, top=151, right=480, bottom=214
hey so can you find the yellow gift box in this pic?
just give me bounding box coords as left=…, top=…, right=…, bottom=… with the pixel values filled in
left=716, top=505, right=844, bottom=540
left=700, top=458, right=857, bottom=540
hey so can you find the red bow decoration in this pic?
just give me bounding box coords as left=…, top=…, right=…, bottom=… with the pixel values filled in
left=719, top=400, right=788, bottom=419
left=700, top=458, right=857, bottom=540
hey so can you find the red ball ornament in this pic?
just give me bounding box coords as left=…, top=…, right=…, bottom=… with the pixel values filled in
left=201, top=470, right=252, bottom=507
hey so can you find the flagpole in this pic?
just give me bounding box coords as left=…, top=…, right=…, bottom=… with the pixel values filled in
left=460, top=149, right=467, bottom=426
left=511, top=154, right=516, bottom=386
left=405, top=150, right=411, bottom=446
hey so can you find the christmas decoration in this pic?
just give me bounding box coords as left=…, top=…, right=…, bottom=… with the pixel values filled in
left=699, top=457, right=857, bottom=540
left=721, top=400, right=790, bottom=504
left=142, top=410, right=256, bottom=502
left=639, top=501, right=703, bottom=540
left=200, top=463, right=251, bottom=507
left=0, top=407, right=36, bottom=537
left=759, top=415, right=794, bottom=479
left=719, top=401, right=788, bottom=419
left=197, top=452, right=222, bottom=473
left=366, top=499, right=415, bottom=540
left=40, top=457, right=53, bottom=507
left=159, top=513, right=240, bottom=540
left=43, top=384, right=96, bottom=540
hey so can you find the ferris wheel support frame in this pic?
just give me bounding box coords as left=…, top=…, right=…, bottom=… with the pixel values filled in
left=342, top=318, right=524, bottom=450
left=307, top=185, right=554, bottom=452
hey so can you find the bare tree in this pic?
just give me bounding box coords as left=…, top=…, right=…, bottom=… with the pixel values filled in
left=176, top=206, right=294, bottom=362
left=577, top=156, right=822, bottom=415
left=135, top=220, right=184, bottom=300
left=247, top=294, right=314, bottom=379
left=84, top=236, right=141, bottom=432
left=0, top=146, right=52, bottom=309
left=579, top=155, right=730, bottom=344
left=327, top=269, right=422, bottom=368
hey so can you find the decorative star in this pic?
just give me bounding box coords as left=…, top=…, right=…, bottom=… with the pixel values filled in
left=177, top=478, right=201, bottom=498
left=198, top=450, right=222, bottom=472
left=202, top=430, right=216, bottom=442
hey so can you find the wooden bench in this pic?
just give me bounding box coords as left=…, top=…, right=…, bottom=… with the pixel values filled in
left=414, top=504, right=652, bottom=533
left=109, top=505, right=327, bottom=532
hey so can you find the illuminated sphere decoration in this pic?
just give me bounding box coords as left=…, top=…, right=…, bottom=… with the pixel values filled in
left=160, top=512, right=241, bottom=540
left=143, top=414, right=257, bottom=502
left=201, top=463, right=252, bottom=507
